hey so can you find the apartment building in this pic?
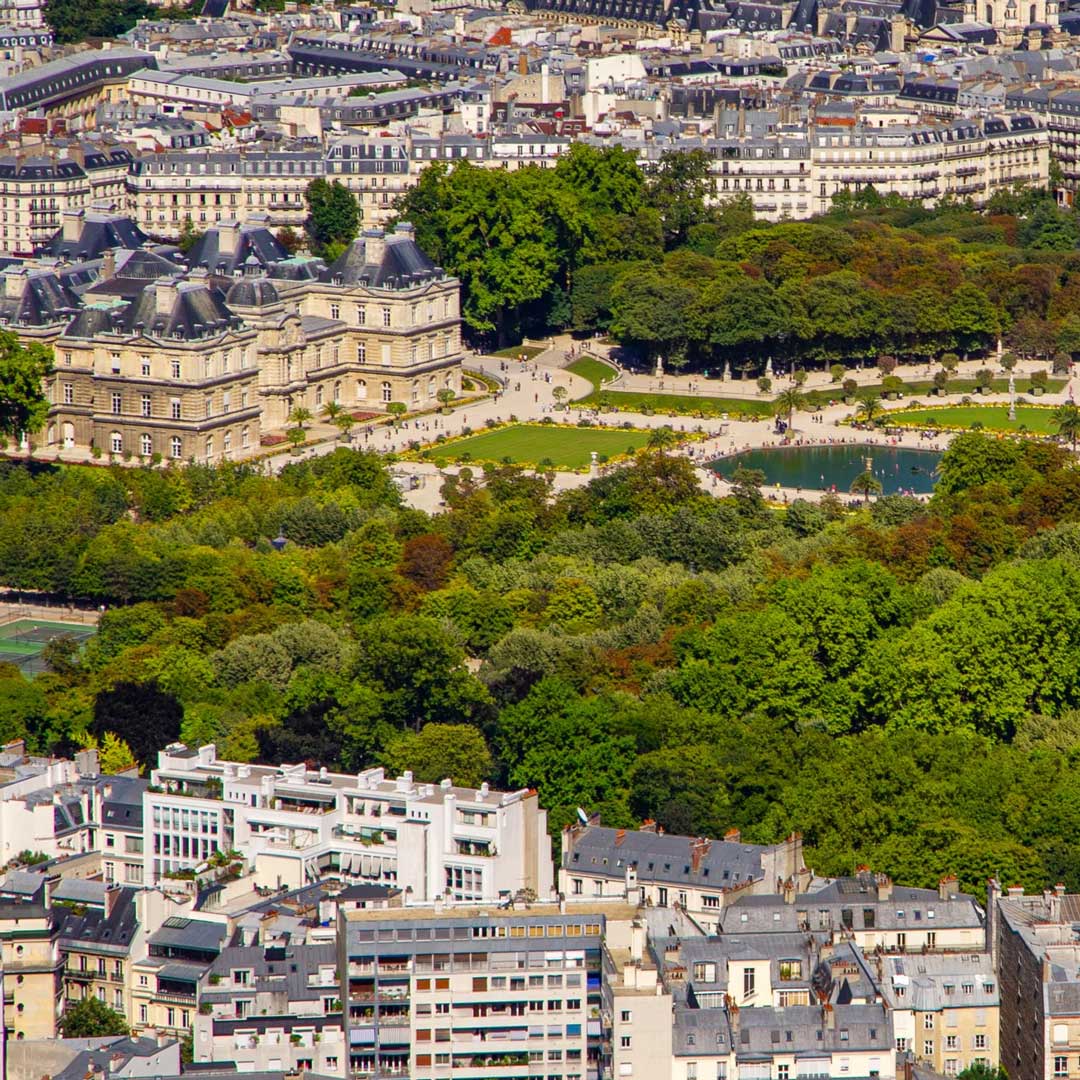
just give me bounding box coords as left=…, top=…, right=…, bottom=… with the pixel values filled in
left=718, top=872, right=986, bottom=953
left=0, top=870, right=63, bottom=1039
left=131, top=913, right=226, bottom=1039
left=991, top=881, right=1080, bottom=1080
left=609, top=912, right=897, bottom=1080
left=879, top=952, right=998, bottom=1074
left=559, top=824, right=809, bottom=931
left=338, top=901, right=636, bottom=1080
left=144, top=744, right=554, bottom=903
left=809, top=115, right=1047, bottom=214
left=0, top=143, right=133, bottom=256
left=39, top=217, right=464, bottom=459
left=58, top=883, right=143, bottom=1023
left=196, top=941, right=346, bottom=1075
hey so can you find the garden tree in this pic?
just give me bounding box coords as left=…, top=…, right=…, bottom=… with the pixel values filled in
left=386, top=402, right=407, bottom=426
left=59, top=996, right=129, bottom=1037
left=691, top=275, right=786, bottom=368
left=0, top=670, right=46, bottom=745
left=350, top=615, right=494, bottom=730
left=436, top=388, right=456, bottom=411
left=495, top=678, right=642, bottom=833
left=98, top=732, right=137, bottom=774
left=320, top=401, right=343, bottom=424
left=646, top=149, right=716, bottom=248
left=552, top=385, right=568, bottom=408
left=645, top=425, right=678, bottom=452
left=0, top=333, right=53, bottom=446
left=275, top=226, right=303, bottom=254
left=774, top=387, right=805, bottom=431
left=850, top=471, right=883, bottom=505
left=1058, top=314, right=1080, bottom=359
left=288, top=406, right=313, bottom=431
left=957, top=1066, right=1008, bottom=1080
left=1019, top=199, right=1080, bottom=251
left=334, top=411, right=356, bottom=441
left=1053, top=403, right=1080, bottom=451
left=398, top=533, right=454, bottom=591
left=856, top=393, right=882, bottom=426
left=91, top=682, right=182, bottom=766
left=304, top=179, right=361, bottom=255
left=608, top=268, right=696, bottom=368
left=628, top=745, right=729, bottom=836
left=176, top=217, right=203, bottom=254
left=382, top=723, right=493, bottom=788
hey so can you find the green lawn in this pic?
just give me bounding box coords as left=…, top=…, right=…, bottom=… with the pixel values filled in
left=889, top=405, right=1062, bottom=434
left=567, top=357, right=619, bottom=395
left=431, top=424, right=652, bottom=468
left=490, top=345, right=545, bottom=361
left=579, top=387, right=774, bottom=418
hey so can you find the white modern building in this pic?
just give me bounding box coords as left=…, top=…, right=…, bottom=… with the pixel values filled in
left=144, top=744, right=554, bottom=903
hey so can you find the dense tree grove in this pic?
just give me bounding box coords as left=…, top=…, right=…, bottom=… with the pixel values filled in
left=7, top=431, right=1080, bottom=896
left=397, top=148, right=1080, bottom=368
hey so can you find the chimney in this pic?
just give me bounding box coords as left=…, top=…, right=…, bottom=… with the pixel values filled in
left=62, top=208, right=84, bottom=243
left=691, top=837, right=711, bottom=874
left=639, top=820, right=658, bottom=834
left=218, top=220, right=241, bottom=256
left=615, top=829, right=626, bottom=847
left=876, top=875, right=893, bottom=902
left=105, top=884, right=122, bottom=919
left=824, top=1002, right=835, bottom=1030
left=154, top=278, right=178, bottom=316
left=102, top=248, right=116, bottom=281
left=783, top=878, right=796, bottom=904
left=724, top=828, right=741, bottom=844
left=362, top=227, right=385, bottom=266
left=2, top=267, right=24, bottom=300
left=938, top=875, right=957, bottom=901
left=1006, top=885, right=1024, bottom=897
left=518, top=51, right=528, bottom=75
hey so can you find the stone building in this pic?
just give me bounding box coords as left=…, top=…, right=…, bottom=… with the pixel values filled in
left=36, top=217, right=463, bottom=461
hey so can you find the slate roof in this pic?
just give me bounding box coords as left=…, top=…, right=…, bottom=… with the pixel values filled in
left=0, top=268, right=82, bottom=327
left=49, top=1037, right=172, bottom=1080
left=201, top=942, right=338, bottom=1003
left=563, top=825, right=771, bottom=889
left=225, top=279, right=281, bottom=308
left=185, top=221, right=288, bottom=277
left=322, top=224, right=443, bottom=290
left=57, top=886, right=138, bottom=955
left=42, top=212, right=148, bottom=260
left=66, top=280, right=236, bottom=343
left=148, top=916, right=227, bottom=952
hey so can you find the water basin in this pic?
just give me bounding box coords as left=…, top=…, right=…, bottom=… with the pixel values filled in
left=709, top=444, right=942, bottom=496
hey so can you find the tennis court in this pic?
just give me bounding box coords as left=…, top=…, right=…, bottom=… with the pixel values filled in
left=0, top=619, right=96, bottom=676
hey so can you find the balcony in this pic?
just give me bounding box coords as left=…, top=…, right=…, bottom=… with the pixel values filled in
left=155, top=990, right=197, bottom=1005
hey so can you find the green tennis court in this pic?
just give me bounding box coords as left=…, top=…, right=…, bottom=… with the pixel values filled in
left=0, top=619, right=96, bottom=676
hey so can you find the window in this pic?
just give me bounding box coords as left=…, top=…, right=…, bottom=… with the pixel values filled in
left=140, top=433, right=152, bottom=456
left=924, top=1040, right=934, bottom=1057
left=975, top=1034, right=988, bottom=1050
left=171, top=436, right=183, bottom=458
left=863, top=907, right=875, bottom=928
left=382, top=306, right=391, bottom=327
left=141, top=393, right=152, bottom=417
left=141, top=356, right=151, bottom=376
left=63, top=383, right=73, bottom=404
left=111, top=392, right=122, bottom=414
left=620, top=1036, right=631, bottom=1049
left=110, top=432, right=123, bottom=454
left=693, top=963, right=717, bottom=982
left=171, top=360, right=181, bottom=379
left=241, top=425, right=249, bottom=449
left=924, top=1015, right=935, bottom=1030
left=381, top=382, right=392, bottom=403
left=357, top=341, right=366, bottom=363
left=357, top=306, right=366, bottom=325
left=687, top=1065, right=698, bottom=1080
left=742, top=968, right=755, bottom=998
left=945, top=1035, right=958, bottom=1050
left=1054, top=1058, right=1068, bottom=1078
left=330, top=303, right=340, bottom=319
left=620, top=1011, right=631, bottom=1023
left=927, top=932, right=936, bottom=949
